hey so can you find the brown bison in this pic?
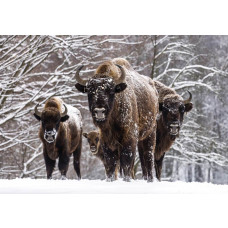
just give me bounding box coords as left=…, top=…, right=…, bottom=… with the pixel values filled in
left=153, top=81, right=193, bottom=180
left=33, top=97, right=82, bottom=180
left=75, top=58, right=158, bottom=182
left=83, top=130, right=119, bottom=180
left=83, top=130, right=134, bottom=179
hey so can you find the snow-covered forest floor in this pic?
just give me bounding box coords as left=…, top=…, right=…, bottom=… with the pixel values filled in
left=0, top=178, right=228, bottom=194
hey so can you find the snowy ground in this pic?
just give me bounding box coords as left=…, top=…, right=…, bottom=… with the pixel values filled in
left=1, top=179, right=228, bottom=228
left=0, top=178, right=228, bottom=194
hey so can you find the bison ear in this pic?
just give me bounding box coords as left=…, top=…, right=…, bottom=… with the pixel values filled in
left=159, top=103, right=163, bottom=111
left=185, top=102, right=193, bottom=113
left=83, top=133, right=88, bottom=138
left=115, top=83, right=127, bottom=93
left=75, top=83, right=87, bottom=93
left=60, top=115, right=69, bottom=122
left=34, top=113, right=41, bottom=121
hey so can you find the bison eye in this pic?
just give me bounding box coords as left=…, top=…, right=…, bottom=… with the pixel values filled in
left=162, top=106, right=169, bottom=113
left=95, top=137, right=99, bottom=143
left=179, top=105, right=185, bottom=113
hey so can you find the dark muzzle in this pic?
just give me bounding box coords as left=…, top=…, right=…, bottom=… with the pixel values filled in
left=90, top=145, right=98, bottom=154
left=44, top=129, right=57, bottom=143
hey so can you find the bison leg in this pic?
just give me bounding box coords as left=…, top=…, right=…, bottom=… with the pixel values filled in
left=103, top=146, right=118, bottom=181
left=141, top=134, right=156, bottom=182
left=58, top=153, right=70, bottom=179
left=138, top=142, right=148, bottom=180
left=73, top=138, right=82, bottom=180
left=155, top=153, right=165, bottom=181
left=43, top=152, right=56, bottom=179
left=120, top=140, right=136, bottom=182
left=119, top=164, right=123, bottom=178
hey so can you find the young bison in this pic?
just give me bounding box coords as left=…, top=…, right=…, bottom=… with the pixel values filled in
left=34, top=97, right=82, bottom=180
left=83, top=130, right=119, bottom=180
left=83, top=130, right=134, bottom=179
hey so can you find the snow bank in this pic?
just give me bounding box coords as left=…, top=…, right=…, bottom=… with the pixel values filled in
left=0, top=178, right=228, bottom=194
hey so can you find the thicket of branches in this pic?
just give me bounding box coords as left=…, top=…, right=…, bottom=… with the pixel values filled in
left=0, top=35, right=227, bottom=183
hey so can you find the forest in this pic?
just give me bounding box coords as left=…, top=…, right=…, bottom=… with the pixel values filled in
left=0, top=35, right=227, bottom=184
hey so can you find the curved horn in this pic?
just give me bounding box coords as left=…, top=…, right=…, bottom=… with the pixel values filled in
left=61, top=104, right=68, bottom=117
left=184, top=91, right=192, bottom=104
left=115, top=64, right=126, bottom=84
left=34, top=103, right=42, bottom=117
left=75, top=65, right=88, bottom=86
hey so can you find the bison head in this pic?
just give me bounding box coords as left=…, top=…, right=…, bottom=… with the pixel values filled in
left=75, top=64, right=127, bottom=126
left=34, top=104, right=69, bottom=143
left=83, top=131, right=100, bottom=155
left=159, top=91, right=193, bottom=140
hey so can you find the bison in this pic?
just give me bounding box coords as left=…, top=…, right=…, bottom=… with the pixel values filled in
left=83, top=130, right=134, bottom=179
left=153, top=81, right=193, bottom=180
left=83, top=130, right=119, bottom=180
left=33, top=97, right=82, bottom=180
left=75, top=58, right=158, bottom=182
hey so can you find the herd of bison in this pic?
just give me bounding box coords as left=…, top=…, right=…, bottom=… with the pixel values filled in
left=33, top=58, right=193, bottom=182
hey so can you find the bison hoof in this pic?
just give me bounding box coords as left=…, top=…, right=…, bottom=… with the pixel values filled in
left=123, top=176, right=131, bottom=182
left=106, top=175, right=115, bottom=182
left=61, top=175, right=67, bottom=180
left=143, top=176, right=147, bottom=181
left=106, top=177, right=113, bottom=182
left=147, top=176, right=153, bottom=183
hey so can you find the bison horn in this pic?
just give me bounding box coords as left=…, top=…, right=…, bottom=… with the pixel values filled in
left=61, top=104, right=68, bottom=117
left=115, top=64, right=126, bottom=84
left=34, top=103, right=42, bottom=118
left=75, top=65, right=88, bottom=86
left=184, top=91, right=192, bottom=104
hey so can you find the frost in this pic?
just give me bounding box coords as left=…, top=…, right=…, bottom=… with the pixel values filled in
left=0, top=35, right=227, bottom=183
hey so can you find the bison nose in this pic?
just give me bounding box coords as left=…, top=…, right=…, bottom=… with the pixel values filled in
left=45, top=129, right=56, bottom=136
left=44, top=129, right=57, bottom=143
left=169, top=122, right=180, bottom=135
left=94, top=108, right=105, bottom=119
left=90, top=145, right=98, bottom=154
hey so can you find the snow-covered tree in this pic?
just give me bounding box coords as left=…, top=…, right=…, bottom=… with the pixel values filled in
left=0, top=35, right=227, bottom=183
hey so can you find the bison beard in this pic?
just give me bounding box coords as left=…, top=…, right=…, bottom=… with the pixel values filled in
left=34, top=97, right=82, bottom=180
left=75, top=58, right=158, bottom=182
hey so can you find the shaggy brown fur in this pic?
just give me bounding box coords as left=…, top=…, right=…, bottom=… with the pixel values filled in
left=83, top=130, right=118, bottom=180
left=83, top=130, right=134, bottom=179
left=154, top=81, right=193, bottom=180
left=34, top=97, right=82, bottom=179
left=75, top=58, right=158, bottom=182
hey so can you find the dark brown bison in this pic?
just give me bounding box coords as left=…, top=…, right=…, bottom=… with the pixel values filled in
left=75, top=58, right=158, bottom=182
left=83, top=130, right=134, bottom=179
left=153, top=81, right=193, bottom=180
left=33, top=97, right=82, bottom=180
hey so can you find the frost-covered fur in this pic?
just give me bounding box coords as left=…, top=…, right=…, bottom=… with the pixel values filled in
left=153, top=81, right=193, bottom=181
left=154, top=80, right=183, bottom=103
left=75, top=58, right=158, bottom=182
left=34, top=97, right=82, bottom=179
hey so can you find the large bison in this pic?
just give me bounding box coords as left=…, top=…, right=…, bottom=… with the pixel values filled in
left=75, top=58, right=158, bottom=182
left=153, top=81, right=193, bottom=180
left=33, top=97, right=82, bottom=180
